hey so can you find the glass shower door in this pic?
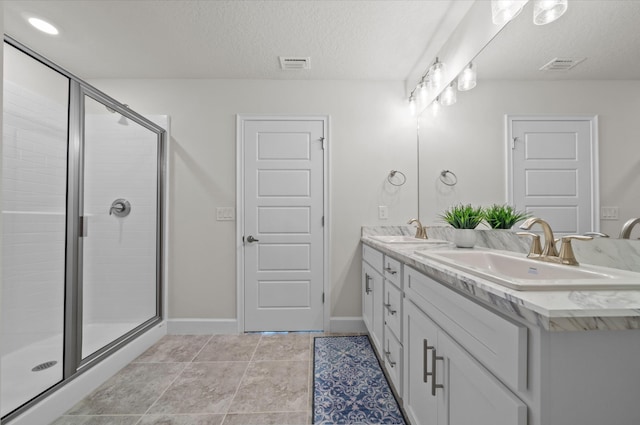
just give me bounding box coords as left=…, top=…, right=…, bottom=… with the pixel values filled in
left=80, top=95, right=160, bottom=360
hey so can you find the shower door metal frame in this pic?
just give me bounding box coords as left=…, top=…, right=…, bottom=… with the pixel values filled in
left=3, top=35, right=167, bottom=422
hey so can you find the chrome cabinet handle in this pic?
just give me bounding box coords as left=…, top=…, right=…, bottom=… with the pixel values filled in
left=423, top=339, right=433, bottom=383
left=431, top=348, right=444, bottom=396
left=384, top=266, right=397, bottom=275
left=365, top=274, right=372, bottom=294
left=246, top=235, right=259, bottom=243
left=385, top=341, right=396, bottom=367
left=384, top=303, right=397, bottom=315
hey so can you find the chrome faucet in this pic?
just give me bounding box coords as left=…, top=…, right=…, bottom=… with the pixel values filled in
left=519, top=217, right=559, bottom=257
left=519, top=217, right=593, bottom=265
left=408, top=218, right=428, bottom=239
left=619, top=217, right=640, bottom=239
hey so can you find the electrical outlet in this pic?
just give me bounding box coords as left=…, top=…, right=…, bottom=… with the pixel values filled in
left=601, top=206, right=619, bottom=220
left=216, top=207, right=235, bottom=221
left=378, top=206, right=388, bottom=220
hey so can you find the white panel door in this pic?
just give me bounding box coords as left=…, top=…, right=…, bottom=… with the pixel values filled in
left=510, top=118, right=596, bottom=235
left=243, top=119, right=324, bottom=331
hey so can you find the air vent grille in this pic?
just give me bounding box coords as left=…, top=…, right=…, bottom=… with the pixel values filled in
left=279, top=56, right=311, bottom=70
left=539, top=57, right=586, bottom=72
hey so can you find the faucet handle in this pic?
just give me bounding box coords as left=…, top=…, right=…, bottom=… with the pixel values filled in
left=516, top=232, right=542, bottom=257
left=558, top=235, right=593, bottom=266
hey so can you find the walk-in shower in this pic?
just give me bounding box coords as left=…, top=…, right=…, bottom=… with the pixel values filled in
left=1, top=37, right=166, bottom=421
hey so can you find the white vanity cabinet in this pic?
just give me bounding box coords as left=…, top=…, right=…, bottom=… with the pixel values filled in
left=403, top=265, right=527, bottom=425
left=362, top=244, right=384, bottom=352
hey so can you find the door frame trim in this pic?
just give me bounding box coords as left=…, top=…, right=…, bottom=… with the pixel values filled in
left=505, top=114, right=600, bottom=232
left=236, top=114, right=330, bottom=332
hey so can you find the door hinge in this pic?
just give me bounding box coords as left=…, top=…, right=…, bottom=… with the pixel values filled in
left=322, top=292, right=325, bottom=303
left=320, top=137, right=325, bottom=150
left=79, top=216, right=88, bottom=237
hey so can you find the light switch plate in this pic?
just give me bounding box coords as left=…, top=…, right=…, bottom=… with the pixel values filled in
left=601, top=206, right=619, bottom=220
left=216, top=207, right=235, bottom=221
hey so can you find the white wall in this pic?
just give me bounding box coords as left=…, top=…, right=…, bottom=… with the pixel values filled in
left=89, top=78, right=417, bottom=323
left=419, top=80, right=640, bottom=238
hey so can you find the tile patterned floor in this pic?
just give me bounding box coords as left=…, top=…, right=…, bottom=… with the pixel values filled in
left=52, top=333, right=350, bottom=425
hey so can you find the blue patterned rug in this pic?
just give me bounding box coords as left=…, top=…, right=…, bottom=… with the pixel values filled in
left=313, top=335, right=406, bottom=424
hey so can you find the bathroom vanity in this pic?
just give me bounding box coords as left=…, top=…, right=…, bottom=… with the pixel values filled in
left=361, top=229, right=640, bottom=425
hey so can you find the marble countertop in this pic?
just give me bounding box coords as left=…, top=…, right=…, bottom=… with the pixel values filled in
left=361, top=229, right=640, bottom=332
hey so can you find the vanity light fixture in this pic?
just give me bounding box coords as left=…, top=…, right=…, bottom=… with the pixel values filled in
left=430, top=97, right=442, bottom=117
left=458, top=62, right=477, bottom=91
left=427, top=58, right=445, bottom=90
left=408, top=95, right=417, bottom=117
left=491, top=0, right=527, bottom=25
left=418, top=78, right=429, bottom=104
left=533, top=0, right=568, bottom=25
left=440, top=82, right=457, bottom=106
left=28, top=17, right=59, bottom=35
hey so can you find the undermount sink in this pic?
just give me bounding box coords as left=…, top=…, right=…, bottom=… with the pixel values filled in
left=415, top=249, right=640, bottom=291
left=370, top=235, right=450, bottom=244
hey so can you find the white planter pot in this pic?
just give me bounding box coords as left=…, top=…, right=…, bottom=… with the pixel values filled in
left=454, top=229, right=476, bottom=248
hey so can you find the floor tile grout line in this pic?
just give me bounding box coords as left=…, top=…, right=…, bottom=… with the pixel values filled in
left=222, top=334, right=262, bottom=425
left=138, top=361, right=190, bottom=418
left=188, top=334, right=215, bottom=363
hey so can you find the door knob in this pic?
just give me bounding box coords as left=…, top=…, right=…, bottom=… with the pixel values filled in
left=246, top=235, right=259, bottom=243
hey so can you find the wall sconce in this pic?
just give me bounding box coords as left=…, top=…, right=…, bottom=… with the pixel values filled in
left=440, top=82, right=457, bottom=106
left=533, top=0, right=568, bottom=25
left=430, top=97, right=442, bottom=117
left=457, top=62, right=477, bottom=91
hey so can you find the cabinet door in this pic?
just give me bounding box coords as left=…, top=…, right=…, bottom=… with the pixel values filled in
left=362, top=262, right=383, bottom=352
left=403, top=300, right=440, bottom=425
left=439, top=333, right=527, bottom=425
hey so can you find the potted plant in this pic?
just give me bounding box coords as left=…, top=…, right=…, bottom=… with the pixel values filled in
left=439, top=204, right=484, bottom=248
left=483, top=204, right=530, bottom=230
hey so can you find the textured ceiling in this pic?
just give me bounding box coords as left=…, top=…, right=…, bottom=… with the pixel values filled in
left=4, top=0, right=472, bottom=81
left=476, top=0, right=640, bottom=80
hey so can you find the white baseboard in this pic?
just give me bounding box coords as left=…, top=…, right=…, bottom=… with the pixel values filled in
left=167, top=317, right=364, bottom=334
left=329, top=316, right=366, bottom=334
left=9, top=322, right=166, bottom=425
left=167, top=318, right=239, bottom=334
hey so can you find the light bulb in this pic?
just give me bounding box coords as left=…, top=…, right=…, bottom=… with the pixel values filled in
left=418, top=79, right=429, bottom=104
left=533, top=0, right=568, bottom=25
left=491, top=0, right=526, bottom=25
left=458, top=63, right=477, bottom=91
left=440, top=83, right=457, bottom=107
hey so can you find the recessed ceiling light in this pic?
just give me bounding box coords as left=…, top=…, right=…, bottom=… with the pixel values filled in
left=28, top=17, right=59, bottom=35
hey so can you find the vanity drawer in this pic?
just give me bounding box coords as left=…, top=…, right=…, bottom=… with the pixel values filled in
left=383, top=256, right=402, bottom=288
left=362, top=244, right=383, bottom=270
left=383, top=325, right=403, bottom=397
left=384, top=280, right=402, bottom=340
left=404, top=266, right=527, bottom=392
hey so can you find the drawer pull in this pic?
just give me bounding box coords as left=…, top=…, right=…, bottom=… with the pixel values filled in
left=365, top=274, right=372, bottom=294
left=423, top=339, right=434, bottom=383
left=384, top=266, right=397, bottom=275
left=384, top=303, right=397, bottom=315
left=431, top=348, right=444, bottom=396
left=385, top=341, right=396, bottom=367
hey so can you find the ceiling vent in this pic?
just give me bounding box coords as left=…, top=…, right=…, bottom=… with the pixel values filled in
left=539, top=57, right=586, bottom=72
left=279, top=56, right=311, bottom=70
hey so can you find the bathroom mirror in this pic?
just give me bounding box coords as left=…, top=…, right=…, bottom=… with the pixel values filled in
left=418, top=0, right=640, bottom=239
